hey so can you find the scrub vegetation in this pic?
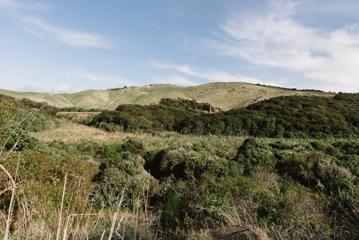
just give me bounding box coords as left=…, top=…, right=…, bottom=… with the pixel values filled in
left=0, top=92, right=358, bottom=240
left=90, top=94, right=359, bottom=138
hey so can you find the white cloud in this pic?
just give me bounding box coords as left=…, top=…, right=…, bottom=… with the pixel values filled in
left=0, top=1, right=110, bottom=48
left=210, top=0, right=359, bottom=92
left=18, top=85, right=46, bottom=92
left=151, top=74, right=197, bottom=86
left=17, top=18, right=111, bottom=48
left=0, top=0, right=48, bottom=12
left=152, top=61, right=266, bottom=85
left=0, top=0, right=26, bottom=10
left=52, top=83, right=72, bottom=93
left=152, top=62, right=195, bottom=75
left=70, top=70, right=137, bottom=87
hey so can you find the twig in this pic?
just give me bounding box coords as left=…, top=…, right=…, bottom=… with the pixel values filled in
left=3, top=156, right=20, bottom=240
left=0, top=164, right=16, bottom=187
left=56, top=174, right=68, bottom=240
left=108, top=188, right=126, bottom=240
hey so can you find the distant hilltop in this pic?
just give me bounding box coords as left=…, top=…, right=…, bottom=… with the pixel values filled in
left=0, top=82, right=334, bottom=111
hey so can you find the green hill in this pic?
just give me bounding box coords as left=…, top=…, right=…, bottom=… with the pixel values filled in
left=0, top=82, right=333, bottom=110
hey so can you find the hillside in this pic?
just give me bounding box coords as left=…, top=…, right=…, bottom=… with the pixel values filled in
left=1, top=93, right=359, bottom=239
left=90, top=93, right=359, bottom=138
left=0, top=82, right=333, bottom=110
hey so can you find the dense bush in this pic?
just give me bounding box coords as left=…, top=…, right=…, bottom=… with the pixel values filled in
left=139, top=138, right=358, bottom=238
left=91, top=140, right=159, bottom=208
left=90, top=105, right=198, bottom=132
left=0, top=95, right=60, bottom=134
left=20, top=98, right=58, bottom=115
left=178, top=95, right=359, bottom=137
left=333, top=92, right=359, bottom=107
left=90, top=94, right=359, bottom=138
left=145, top=147, right=243, bottom=180
left=159, top=98, right=219, bottom=113
left=233, top=138, right=276, bottom=174
left=1, top=127, right=39, bottom=151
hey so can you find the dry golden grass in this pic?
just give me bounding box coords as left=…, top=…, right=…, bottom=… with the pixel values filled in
left=31, top=121, right=246, bottom=157
left=213, top=200, right=270, bottom=240
left=1, top=131, right=158, bottom=239
left=32, top=122, right=131, bottom=143
left=56, top=112, right=101, bottom=123
left=0, top=178, right=158, bottom=240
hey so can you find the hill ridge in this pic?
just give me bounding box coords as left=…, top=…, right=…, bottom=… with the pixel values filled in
left=0, top=82, right=333, bottom=110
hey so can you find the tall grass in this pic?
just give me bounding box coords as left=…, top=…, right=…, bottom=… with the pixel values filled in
left=0, top=117, right=158, bottom=239
left=0, top=171, right=158, bottom=239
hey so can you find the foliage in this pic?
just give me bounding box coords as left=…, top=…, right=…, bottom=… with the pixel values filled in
left=1, top=93, right=359, bottom=239
left=159, top=98, right=220, bottom=113
left=20, top=98, right=58, bottom=116
left=233, top=138, right=276, bottom=174
left=90, top=94, right=359, bottom=138
left=90, top=104, right=198, bottom=132
left=1, top=127, right=39, bottom=151
left=333, top=92, right=359, bottom=107
left=90, top=140, right=159, bottom=208
left=178, top=95, right=359, bottom=137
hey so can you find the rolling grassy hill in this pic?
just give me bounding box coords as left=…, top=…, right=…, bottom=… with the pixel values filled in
left=0, top=82, right=333, bottom=110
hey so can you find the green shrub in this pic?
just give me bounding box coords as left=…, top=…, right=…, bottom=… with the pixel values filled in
left=159, top=98, right=219, bottom=113
left=159, top=176, right=234, bottom=230
left=121, top=139, right=145, bottom=157
left=90, top=95, right=359, bottom=138
left=233, top=139, right=277, bottom=174
left=91, top=151, right=158, bottom=208
left=145, top=147, right=243, bottom=181
left=1, top=127, right=39, bottom=151
left=89, top=105, right=198, bottom=132
left=278, top=152, right=356, bottom=193
left=145, top=148, right=206, bottom=180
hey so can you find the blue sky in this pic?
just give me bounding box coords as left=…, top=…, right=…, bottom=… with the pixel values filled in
left=0, top=0, right=359, bottom=92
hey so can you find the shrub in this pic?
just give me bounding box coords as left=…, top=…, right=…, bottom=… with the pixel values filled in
left=278, top=152, right=356, bottom=193
left=159, top=98, right=219, bottom=113
left=145, top=148, right=207, bottom=180
left=1, top=127, right=39, bottom=151
left=145, top=147, right=243, bottom=181
left=88, top=140, right=157, bottom=208
left=90, top=95, right=359, bottom=138
left=233, top=139, right=277, bottom=174
left=91, top=151, right=158, bottom=208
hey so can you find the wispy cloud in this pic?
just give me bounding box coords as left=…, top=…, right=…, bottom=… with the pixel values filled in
left=52, top=83, right=72, bottom=93
left=17, top=17, right=112, bottom=48
left=70, top=70, right=137, bottom=87
left=0, top=1, right=111, bottom=48
left=0, top=0, right=49, bottom=12
left=209, top=0, right=359, bottom=91
left=0, top=0, right=20, bottom=9
left=151, top=61, right=267, bottom=85
left=151, top=74, right=197, bottom=86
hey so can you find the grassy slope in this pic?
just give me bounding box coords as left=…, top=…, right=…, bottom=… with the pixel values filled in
left=0, top=82, right=333, bottom=110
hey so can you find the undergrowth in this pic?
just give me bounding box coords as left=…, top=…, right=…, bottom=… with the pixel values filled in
left=1, top=94, right=359, bottom=239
